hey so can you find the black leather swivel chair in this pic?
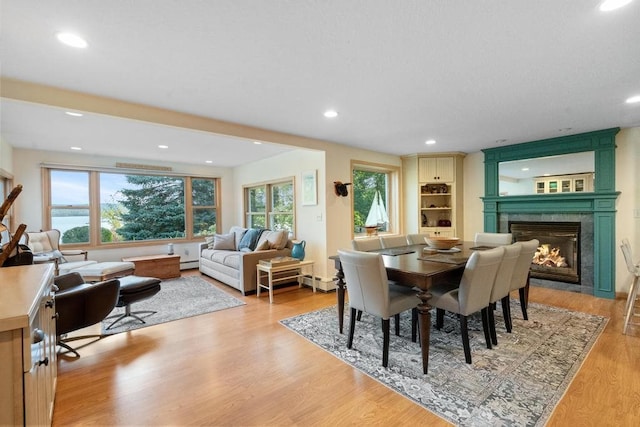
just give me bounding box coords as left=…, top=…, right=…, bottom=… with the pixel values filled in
left=54, top=272, right=120, bottom=357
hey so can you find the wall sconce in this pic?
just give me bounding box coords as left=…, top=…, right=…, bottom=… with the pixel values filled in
left=333, top=181, right=351, bottom=197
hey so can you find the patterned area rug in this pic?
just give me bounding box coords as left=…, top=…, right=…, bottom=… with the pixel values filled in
left=102, top=276, right=245, bottom=335
left=281, top=300, right=607, bottom=426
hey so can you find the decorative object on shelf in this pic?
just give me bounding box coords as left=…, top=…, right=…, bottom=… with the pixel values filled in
left=167, top=242, right=174, bottom=255
left=333, top=181, right=351, bottom=197
left=291, top=240, right=306, bottom=260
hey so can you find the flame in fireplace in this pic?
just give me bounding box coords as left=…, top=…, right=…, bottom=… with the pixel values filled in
left=533, top=244, right=568, bottom=268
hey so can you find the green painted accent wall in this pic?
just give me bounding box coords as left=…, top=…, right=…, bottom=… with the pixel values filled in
left=481, top=128, right=620, bottom=299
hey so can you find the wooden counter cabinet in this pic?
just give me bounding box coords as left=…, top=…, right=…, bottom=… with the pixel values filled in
left=0, top=264, right=57, bottom=426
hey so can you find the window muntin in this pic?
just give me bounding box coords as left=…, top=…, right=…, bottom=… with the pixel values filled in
left=245, top=179, right=294, bottom=234
left=45, top=168, right=219, bottom=246
left=270, top=181, right=294, bottom=233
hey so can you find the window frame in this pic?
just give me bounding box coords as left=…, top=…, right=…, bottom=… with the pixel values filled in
left=243, top=177, right=296, bottom=236
left=351, top=160, right=401, bottom=238
left=42, top=165, right=220, bottom=248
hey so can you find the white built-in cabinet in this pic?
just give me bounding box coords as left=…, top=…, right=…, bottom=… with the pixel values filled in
left=415, top=154, right=465, bottom=237
left=418, top=156, right=455, bottom=182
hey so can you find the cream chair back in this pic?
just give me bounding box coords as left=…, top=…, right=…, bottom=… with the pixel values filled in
left=457, top=246, right=505, bottom=315
left=406, top=233, right=430, bottom=245
left=509, top=239, right=540, bottom=292
left=380, top=235, right=408, bottom=249
left=490, top=243, right=521, bottom=304
left=474, top=232, right=513, bottom=246
left=338, top=249, right=391, bottom=318
left=351, top=238, right=382, bottom=252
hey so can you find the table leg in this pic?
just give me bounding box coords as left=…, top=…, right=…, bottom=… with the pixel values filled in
left=334, top=268, right=346, bottom=334
left=417, top=290, right=432, bottom=375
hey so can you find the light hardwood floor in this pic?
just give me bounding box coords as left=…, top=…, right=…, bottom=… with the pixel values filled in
left=53, top=270, right=640, bottom=426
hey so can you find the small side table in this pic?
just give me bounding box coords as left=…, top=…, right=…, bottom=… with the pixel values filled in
left=122, top=254, right=181, bottom=279
left=256, top=259, right=316, bottom=303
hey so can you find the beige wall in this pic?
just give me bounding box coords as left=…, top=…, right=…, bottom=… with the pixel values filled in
left=0, top=137, right=13, bottom=175
left=614, top=127, right=640, bottom=294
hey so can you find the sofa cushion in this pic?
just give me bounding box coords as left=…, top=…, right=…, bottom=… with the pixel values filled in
left=255, top=239, right=271, bottom=251
left=256, top=230, right=288, bottom=250
left=229, top=226, right=248, bottom=250
left=213, top=232, right=235, bottom=250
left=238, top=228, right=263, bottom=251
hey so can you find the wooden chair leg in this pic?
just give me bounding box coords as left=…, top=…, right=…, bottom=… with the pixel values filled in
left=460, top=315, right=472, bottom=364
left=623, top=276, right=640, bottom=334
left=487, top=305, right=498, bottom=346
left=347, top=307, right=357, bottom=349
left=411, top=307, right=417, bottom=342
left=382, top=318, right=390, bottom=367
left=518, top=287, right=528, bottom=320
left=436, top=308, right=445, bottom=329
left=501, top=295, right=512, bottom=333
left=481, top=307, right=492, bottom=349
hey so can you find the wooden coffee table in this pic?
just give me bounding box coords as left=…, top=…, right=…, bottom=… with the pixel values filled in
left=121, top=254, right=180, bottom=279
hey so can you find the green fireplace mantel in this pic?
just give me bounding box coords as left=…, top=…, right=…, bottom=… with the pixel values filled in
left=481, top=128, right=620, bottom=299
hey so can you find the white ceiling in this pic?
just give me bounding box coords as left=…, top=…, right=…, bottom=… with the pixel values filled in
left=1, top=0, right=639, bottom=168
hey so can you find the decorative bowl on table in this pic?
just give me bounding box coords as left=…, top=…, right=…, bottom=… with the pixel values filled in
left=424, top=236, right=460, bottom=250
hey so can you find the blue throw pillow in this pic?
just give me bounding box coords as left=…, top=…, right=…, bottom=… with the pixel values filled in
left=238, top=228, right=264, bottom=251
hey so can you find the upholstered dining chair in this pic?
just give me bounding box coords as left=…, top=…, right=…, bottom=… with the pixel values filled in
left=430, top=246, right=504, bottom=364
left=54, top=272, right=120, bottom=357
left=406, top=233, right=430, bottom=245
left=508, top=239, right=540, bottom=324
left=351, top=237, right=382, bottom=252
left=337, top=249, right=420, bottom=368
left=487, top=243, right=521, bottom=345
left=620, top=238, right=640, bottom=334
left=380, top=235, right=408, bottom=249
left=474, top=232, right=513, bottom=246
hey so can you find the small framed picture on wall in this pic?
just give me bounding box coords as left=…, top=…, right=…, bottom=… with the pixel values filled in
left=301, top=170, right=317, bottom=206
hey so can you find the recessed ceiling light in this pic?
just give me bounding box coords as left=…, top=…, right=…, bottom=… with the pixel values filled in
left=158, top=145, right=169, bottom=149
left=626, top=95, right=640, bottom=104
left=56, top=32, right=88, bottom=48
left=324, top=110, right=338, bottom=118
left=253, top=141, right=262, bottom=145
left=599, top=0, right=633, bottom=12
left=205, top=160, right=213, bottom=164
left=521, top=167, right=530, bottom=171
left=425, top=139, right=436, bottom=145
left=70, top=146, right=82, bottom=151
left=65, top=111, right=83, bottom=117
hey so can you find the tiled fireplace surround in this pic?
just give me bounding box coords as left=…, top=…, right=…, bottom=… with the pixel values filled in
left=481, top=128, right=620, bottom=299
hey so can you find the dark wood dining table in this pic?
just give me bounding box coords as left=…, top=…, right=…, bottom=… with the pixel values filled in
left=329, top=241, right=488, bottom=374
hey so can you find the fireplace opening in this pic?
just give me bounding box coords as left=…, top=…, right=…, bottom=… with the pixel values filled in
left=509, top=221, right=581, bottom=284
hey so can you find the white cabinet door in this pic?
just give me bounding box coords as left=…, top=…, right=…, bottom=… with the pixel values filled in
left=419, top=157, right=454, bottom=182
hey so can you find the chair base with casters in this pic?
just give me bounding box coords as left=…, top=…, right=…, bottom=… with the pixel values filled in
left=105, top=275, right=162, bottom=330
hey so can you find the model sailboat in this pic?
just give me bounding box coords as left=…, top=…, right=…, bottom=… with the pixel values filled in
left=365, top=191, right=389, bottom=234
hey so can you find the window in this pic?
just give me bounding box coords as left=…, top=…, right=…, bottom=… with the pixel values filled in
left=244, top=179, right=294, bottom=234
left=352, top=162, right=400, bottom=237
left=45, top=167, right=219, bottom=246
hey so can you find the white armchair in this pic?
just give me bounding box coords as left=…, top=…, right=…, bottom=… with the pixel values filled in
left=25, top=229, right=96, bottom=275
